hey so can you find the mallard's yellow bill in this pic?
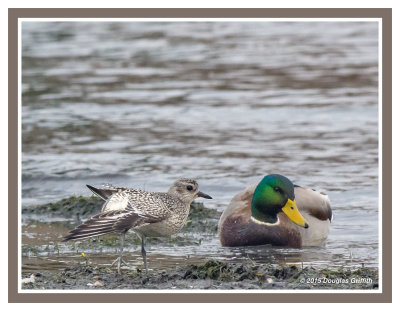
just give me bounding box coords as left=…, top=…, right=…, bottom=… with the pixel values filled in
left=281, top=199, right=309, bottom=228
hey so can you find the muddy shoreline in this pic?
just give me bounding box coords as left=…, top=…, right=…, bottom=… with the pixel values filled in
left=21, top=260, right=378, bottom=290
left=21, top=196, right=379, bottom=290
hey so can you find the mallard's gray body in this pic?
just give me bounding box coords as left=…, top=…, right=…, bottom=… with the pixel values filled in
left=219, top=183, right=331, bottom=248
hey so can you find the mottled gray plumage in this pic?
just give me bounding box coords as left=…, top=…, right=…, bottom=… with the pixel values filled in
left=63, top=178, right=212, bottom=273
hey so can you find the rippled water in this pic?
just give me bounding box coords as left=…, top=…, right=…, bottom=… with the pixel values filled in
left=21, top=21, right=379, bottom=272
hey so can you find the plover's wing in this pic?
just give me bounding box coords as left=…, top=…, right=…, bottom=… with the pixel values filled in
left=87, top=184, right=129, bottom=201
left=112, top=206, right=165, bottom=232
left=63, top=208, right=164, bottom=241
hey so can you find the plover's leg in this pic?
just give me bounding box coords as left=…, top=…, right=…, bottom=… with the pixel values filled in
left=111, top=232, right=128, bottom=274
left=141, top=235, right=148, bottom=272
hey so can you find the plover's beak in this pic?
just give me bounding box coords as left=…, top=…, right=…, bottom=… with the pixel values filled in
left=197, top=191, right=212, bottom=199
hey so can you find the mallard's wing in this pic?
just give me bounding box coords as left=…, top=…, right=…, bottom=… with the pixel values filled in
left=294, top=186, right=332, bottom=222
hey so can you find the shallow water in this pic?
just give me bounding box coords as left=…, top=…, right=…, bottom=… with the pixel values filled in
left=21, top=21, right=379, bottom=273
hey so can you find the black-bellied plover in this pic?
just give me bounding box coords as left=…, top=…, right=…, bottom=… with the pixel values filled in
left=63, top=178, right=212, bottom=273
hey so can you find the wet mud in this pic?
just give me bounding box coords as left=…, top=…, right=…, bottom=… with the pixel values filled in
left=21, top=196, right=379, bottom=290
left=21, top=260, right=378, bottom=290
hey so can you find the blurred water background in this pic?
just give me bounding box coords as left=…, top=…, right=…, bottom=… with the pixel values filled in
left=21, top=21, right=379, bottom=272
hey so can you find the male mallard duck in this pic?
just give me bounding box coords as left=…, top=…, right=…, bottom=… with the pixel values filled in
left=218, top=174, right=332, bottom=248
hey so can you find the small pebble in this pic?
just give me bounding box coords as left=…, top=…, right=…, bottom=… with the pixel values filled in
left=94, top=280, right=104, bottom=287
left=21, top=274, right=35, bottom=284
left=87, top=280, right=104, bottom=287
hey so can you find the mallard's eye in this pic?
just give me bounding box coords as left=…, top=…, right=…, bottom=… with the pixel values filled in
left=186, top=185, right=193, bottom=191
left=274, top=187, right=282, bottom=193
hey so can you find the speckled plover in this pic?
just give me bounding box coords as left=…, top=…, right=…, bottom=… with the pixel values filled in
left=63, top=179, right=212, bottom=274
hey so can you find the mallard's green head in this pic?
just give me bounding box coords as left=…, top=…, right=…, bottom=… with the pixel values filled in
left=251, top=174, right=309, bottom=228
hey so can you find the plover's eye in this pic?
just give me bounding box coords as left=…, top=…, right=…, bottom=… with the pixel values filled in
left=186, top=185, right=193, bottom=191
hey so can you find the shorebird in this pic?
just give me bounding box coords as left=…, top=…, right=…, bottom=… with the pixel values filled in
left=63, top=178, right=212, bottom=273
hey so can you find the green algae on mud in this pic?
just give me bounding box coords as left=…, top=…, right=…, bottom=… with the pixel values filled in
left=22, top=195, right=104, bottom=218
left=22, top=195, right=220, bottom=228
left=21, top=260, right=379, bottom=290
left=21, top=196, right=379, bottom=290
left=22, top=196, right=220, bottom=262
